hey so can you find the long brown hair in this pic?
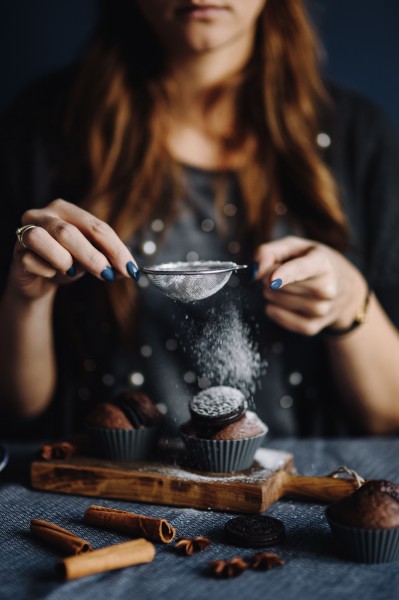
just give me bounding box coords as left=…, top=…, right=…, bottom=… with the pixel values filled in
left=68, top=0, right=348, bottom=328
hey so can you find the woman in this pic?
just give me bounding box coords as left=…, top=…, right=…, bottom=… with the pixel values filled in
left=1, top=0, right=399, bottom=438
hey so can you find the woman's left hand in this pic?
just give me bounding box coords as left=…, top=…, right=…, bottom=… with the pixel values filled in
left=254, top=236, right=368, bottom=336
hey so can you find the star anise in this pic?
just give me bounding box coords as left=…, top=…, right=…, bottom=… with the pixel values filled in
left=175, top=537, right=212, bottom=555
left=249, top=552, right=285, bottom=570
left=40, top=441, right=76, bottom=461
left=209, top=557, right=249, bottom=578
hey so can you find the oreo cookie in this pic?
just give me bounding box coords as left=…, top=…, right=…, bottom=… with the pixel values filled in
left=224, top=515, right=285, bottom=548
left=189, top=386, right=247, bottom=428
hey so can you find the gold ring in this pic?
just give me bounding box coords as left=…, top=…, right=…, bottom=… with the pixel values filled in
left=15, top=224, right=37, bottom=249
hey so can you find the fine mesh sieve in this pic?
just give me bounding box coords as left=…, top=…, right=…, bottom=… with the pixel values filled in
left=141, top=261, right=247, bottom=302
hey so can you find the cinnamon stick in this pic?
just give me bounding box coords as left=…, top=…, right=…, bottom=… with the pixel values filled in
left=58, top=538, right=155, bottom=580
left=84, top=505, right=176, bottom=543
left=30, top=519, right=93, bottom=555
left=40, top=441, right=76, bottom=461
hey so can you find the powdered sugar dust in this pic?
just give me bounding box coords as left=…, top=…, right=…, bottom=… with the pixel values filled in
left=182, top=302, right=267, bottom=405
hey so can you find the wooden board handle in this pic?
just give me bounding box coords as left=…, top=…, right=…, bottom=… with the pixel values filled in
left=280, top=471, right=360, bottom=503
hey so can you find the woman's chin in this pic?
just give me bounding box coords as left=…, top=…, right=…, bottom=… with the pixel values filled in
left=164, top=26, right=255, bottom=60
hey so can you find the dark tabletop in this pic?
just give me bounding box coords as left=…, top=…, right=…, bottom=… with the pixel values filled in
left=0, top=437, right=398, bottom=600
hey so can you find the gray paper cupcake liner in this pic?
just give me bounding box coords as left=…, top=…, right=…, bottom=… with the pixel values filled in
left=87, top=425, right=159, bottom=461
left=180, top=431, right=266, bottom=473
left=326, top=508, right=399, bottom=563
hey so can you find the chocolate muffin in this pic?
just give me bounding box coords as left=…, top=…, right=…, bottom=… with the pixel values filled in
left=86, top=391, right=163, bottom=461
left=181, top=386, right=268, bottom=473
left=86, top=402, right=133, bottom=430
left=115, top=391, right=164, bottom=429
left=326, top=480, right=399, bottom=563
left=212, top=412, right=267, bottom=441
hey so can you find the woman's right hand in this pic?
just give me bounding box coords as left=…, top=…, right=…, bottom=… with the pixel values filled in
left=9, top=198, right=140, bottom=301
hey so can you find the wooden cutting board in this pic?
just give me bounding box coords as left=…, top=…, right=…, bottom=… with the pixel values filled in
left=31, top=448, right=358, bottom=513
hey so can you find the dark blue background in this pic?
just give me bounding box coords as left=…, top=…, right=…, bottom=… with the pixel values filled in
left=0, top=0, right=398, bottom=130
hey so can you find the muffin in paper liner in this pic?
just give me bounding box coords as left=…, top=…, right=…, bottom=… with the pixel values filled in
left=325, top=506, right=399, bottom=563
left=180, top=431, right=266, bottom=473
left=87, top=425, right=159, bottom=461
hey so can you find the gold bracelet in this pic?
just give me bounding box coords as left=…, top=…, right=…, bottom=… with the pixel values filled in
left=324, top=287, right=371, bottom=336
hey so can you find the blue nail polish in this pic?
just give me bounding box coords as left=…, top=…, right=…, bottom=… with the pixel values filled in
left=250, top=261, right=259, bottom=281
left=270, top=278, right=282, bottom=290
left=66, top=264, right=76, bottom=277
left=101, top=266, right=116, bottom=282
left=126, top=261, right=140, bottom=282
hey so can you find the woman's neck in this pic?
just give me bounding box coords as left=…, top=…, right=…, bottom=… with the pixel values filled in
left=165, top=29, right=255, bottom=102
left=163, top=33, right=255, bottom=170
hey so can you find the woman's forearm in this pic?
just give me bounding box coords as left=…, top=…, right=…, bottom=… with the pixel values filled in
left=255, top=237, right=399, bottom=433
left=0, top=284, right=57, bottom=418
left=326, top=294, right=399, bottom=433
left=1, top=199, right=140, bottom=420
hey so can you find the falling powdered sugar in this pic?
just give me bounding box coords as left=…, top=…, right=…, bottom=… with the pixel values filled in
left=188, top=303, right=267, bottom=401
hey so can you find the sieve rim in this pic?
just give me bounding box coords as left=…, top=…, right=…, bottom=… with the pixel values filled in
left=141, top=264, right=247, bottom=276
